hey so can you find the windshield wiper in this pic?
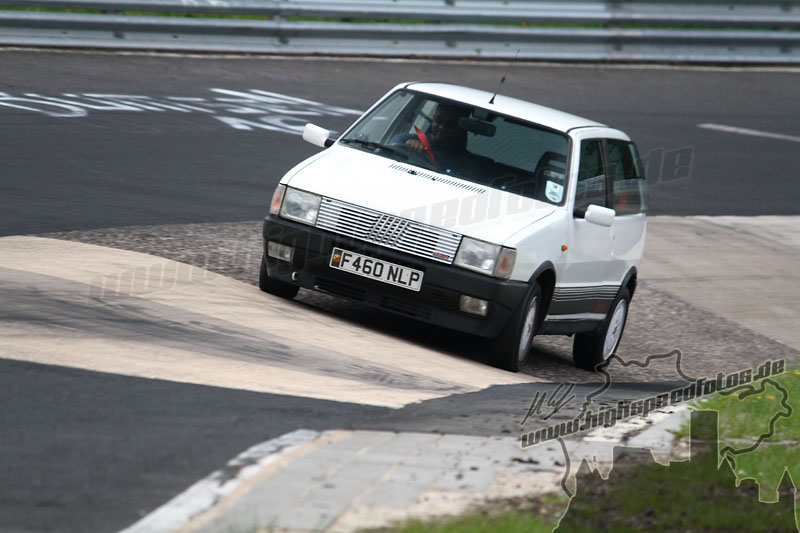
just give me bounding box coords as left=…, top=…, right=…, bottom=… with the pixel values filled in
left=339, top=138, right=409, bottom=159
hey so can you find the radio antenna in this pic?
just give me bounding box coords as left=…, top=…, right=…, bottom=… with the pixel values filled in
left=489, top=48, right=520, bottom=105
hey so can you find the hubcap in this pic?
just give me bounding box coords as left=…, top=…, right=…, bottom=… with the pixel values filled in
left=602, top=299, right=628, bottom=360
left=518, top=295, right=538, bottom=362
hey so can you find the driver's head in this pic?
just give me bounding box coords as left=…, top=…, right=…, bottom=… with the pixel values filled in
left=430, top=104, right=468, bottom=148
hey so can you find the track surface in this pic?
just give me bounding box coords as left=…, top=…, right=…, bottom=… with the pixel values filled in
left=3, top=50, right=800, bottom=238
left=2, top=50, right=800, bottom=532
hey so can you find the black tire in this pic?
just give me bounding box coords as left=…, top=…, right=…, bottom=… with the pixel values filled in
left=573, top=287, right=630, bottom=371
left=258, top=255, right=299, bottom=299
left=489, top=282, right=542, bottom=373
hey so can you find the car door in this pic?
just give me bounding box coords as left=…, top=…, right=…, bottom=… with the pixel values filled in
left=552, top=130, right=618, bottom=320
left=606, top=137, right=648, bottom=279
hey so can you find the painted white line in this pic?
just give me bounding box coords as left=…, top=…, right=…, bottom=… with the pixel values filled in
left=580, top=406, right=682, bottom=444
left=698, top=123, right=800, bottom=144
left=118, top=429, right=323, bottom=533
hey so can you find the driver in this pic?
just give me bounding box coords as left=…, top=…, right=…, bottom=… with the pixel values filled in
left=394, top=104, right=478, bottom=176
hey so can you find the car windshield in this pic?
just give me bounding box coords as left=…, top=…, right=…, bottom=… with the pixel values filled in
left=339, top=89, right=570, bottom=205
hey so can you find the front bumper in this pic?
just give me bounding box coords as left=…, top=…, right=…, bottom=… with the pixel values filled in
left=263, top=216, right=529, bottom=338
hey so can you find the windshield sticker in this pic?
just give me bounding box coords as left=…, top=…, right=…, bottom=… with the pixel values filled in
left=545, top=180, right=564, bottom=203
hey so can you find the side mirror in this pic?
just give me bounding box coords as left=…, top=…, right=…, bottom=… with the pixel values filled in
left=584, top=204, right=616, bottom=227
left=303, top=123, right=334, bottom=148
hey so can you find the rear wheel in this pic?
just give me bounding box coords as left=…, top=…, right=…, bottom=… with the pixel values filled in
left=259, top=255, right=299, bottom=299
left=573, top=287, right=630, bottom=371
left=489, top=282, right=542, bottom=372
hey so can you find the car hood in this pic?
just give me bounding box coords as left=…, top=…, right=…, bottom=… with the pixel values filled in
left=284, top=145, right=557, bottom=244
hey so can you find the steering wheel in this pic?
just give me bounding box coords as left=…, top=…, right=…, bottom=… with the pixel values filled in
left=389, top=138, right=437, bottom=169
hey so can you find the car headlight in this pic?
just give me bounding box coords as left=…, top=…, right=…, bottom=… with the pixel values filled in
left=454, top=237, right=516, bottom=279
left=279, top=187, right=321, bottom=226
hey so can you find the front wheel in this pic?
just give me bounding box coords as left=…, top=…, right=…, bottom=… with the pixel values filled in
left=489, top=282, right=542, bottom=372
left=258, top=255, right=299, bottom=299
left=573, top=287, right=630, bottom=371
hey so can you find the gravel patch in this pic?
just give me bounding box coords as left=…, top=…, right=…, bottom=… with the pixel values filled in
left=41, top=221, right=800, bottom=384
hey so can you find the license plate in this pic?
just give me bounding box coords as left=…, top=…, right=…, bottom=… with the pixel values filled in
left=329, top=248, right=423, bottom=291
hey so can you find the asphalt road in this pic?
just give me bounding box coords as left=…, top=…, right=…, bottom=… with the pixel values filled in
left=2, top=50, right=800, bottom=238
left=0, top=359, right=387, bottom=532
left=2, top=50, right=800, bottom=532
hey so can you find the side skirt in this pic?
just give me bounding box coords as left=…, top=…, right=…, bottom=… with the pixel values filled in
left=538, top=317, right=604, bottom=335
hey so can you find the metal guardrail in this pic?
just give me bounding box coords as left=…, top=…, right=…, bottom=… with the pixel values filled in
left=1, top=1, right=799, bottom=63
left=5, top=0, right=800, bottom=27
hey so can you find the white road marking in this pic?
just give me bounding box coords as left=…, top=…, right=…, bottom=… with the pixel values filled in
left=118, top=429, right=325, bottom=533
left=0, top=87, right=360, bottom=134
left=698, top=123, right=800, bottom=143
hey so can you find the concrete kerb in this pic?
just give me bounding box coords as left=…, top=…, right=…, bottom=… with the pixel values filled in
left=158, top=406, right=692, bottom=533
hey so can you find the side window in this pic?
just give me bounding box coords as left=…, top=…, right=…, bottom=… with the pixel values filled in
left=574, top=139, right=606, bottom=213
left=607, top=139, right=648, bottom=215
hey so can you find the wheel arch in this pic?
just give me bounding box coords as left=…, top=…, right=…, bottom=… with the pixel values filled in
left=527, top=261, right=556, bottom=330
left=621, top=267, right=638, bottom=300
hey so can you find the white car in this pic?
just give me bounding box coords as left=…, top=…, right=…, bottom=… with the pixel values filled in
left=261, top=82, right=647, bottom=372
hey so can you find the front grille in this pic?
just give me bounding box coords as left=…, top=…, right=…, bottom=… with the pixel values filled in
left=316, top=197, right=462, bottom=264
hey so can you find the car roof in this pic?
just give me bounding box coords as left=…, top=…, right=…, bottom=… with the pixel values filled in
left=403, top=82, right=605, bottom=133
